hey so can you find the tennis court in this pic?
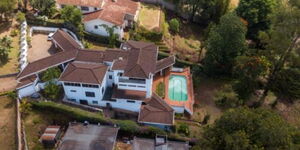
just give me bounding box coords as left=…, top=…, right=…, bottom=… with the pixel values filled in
left=168, top=75, right=188, bottom=101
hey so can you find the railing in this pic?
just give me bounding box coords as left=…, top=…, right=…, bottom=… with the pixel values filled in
left=119, top=78, right=146, bottom=84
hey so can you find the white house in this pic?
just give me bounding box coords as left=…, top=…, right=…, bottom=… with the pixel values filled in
left=16, top=30, right=177, bottom=128
left=56, top=0, right=140, bottom=38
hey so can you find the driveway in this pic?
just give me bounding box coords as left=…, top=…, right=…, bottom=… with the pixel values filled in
left=27, top=34, right=57, bottom=62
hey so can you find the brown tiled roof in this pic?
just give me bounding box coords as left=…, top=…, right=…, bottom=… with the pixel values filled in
left=155, top=56, right=175, bottom=73
left=123, top=41, right=158, bottom=79
left=104, top=49, right=128, bottom=62
left=112, top=87, right=146, bottom=100
left=75, top=49, right=105, bottom=63
left=56, top=0, right=103, bottom=8
left=17, top=51, right=77, bottom=80
left=138, top=94, right=174, bottom=125
left=52, top=30, right=81, bottom=51
left=83, top=0, right=139, bottom=25
left=59, top=62, right=108, bottom=84
left=41, top=126, right=60, bottom=141
left=16, top=74, right=37, bottom=89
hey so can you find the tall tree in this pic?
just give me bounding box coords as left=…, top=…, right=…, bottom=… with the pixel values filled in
left=236, top=0, right=277, bottom=39
left=0, top=36, right=12, bottom=64
left=100, top=24, right=118, bottom=48
left=203, top=12, right=247, bottom=76
left=259, top=3, right=300, bottom=101
left=61, top=5, right=83, bottom=38
left=29, top=0, right=56, bottom=17
left=0, top=0, right=16, bottom=21
left=200, top=108, right=299, bottom=149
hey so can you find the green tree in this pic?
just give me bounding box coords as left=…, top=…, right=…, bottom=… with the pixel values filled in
left=29, top=0, right=56, bottom=17
left=100, top=24, right=118, bottom=48
left=214, top=84, right=241, bottom=108
left=290, top=0, right=300, bottom=8
left=204, top=12, right=247, bottom=76
left=61, top=5, right=83, bottom=38
left=20, top=99, right=32, bottom=116
left=16, top=11, right=26, bottom=23
left=236, top=0, right=277, bottom=39
left=43, top=82, right=61, bottom=100
left=169, top=18, right=180, bottom=33
left=0, top=0, right=16, bottom=22
left=201, top=108, right=298, bottom=149
left=41, top=67, right=61, bottom=82
left=0, top=36, right=12, bottom=64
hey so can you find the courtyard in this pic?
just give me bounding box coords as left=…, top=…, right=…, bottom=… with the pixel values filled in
left=27, top=33, right=57, bottom=63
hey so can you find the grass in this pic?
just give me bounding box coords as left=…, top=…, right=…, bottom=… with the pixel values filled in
left=0, top=32, right=20, bottom=75
left=138, top=3, right=161, bottom=31
left=87, top=41, right=110, bottom=50
left=0, top=96, right=17, bottom=150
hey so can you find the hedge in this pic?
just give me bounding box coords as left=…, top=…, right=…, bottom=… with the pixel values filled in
left=27, top=18, right=64, bottom=28
left=83, top=31, right=122, bottom=47
left=30, top=101, right=166, bottom=137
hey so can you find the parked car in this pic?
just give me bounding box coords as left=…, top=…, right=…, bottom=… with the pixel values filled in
left=47, top=33, right=54, bottom=41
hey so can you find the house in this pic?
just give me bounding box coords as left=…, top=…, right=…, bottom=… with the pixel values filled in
left=16, top=30, right=191, bottom=128
left=55, top=0, right=140, bottom=38
left=58, top=122, right=119, bottom=150
left=40, top=126, right=61, bottom=148
left=132, top=135, right=190, bottom=150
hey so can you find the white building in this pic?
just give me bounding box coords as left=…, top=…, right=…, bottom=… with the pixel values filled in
left=55, top=0, right=140, bottom=38
left=17, top=30, right=176, bottom=128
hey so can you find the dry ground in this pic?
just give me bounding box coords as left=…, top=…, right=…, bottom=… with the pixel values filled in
left=115, top=141, right=132, bottom=150
left=0, top=96, right=17, bottom=150
left=138, top=3, right=161, bottom=31
left=0, top=77, right=17, bottom=92
left=28, top=33, right=57, bottom=62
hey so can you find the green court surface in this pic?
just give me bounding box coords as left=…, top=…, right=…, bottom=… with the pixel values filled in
left=168, top=75, right=188, bottom=101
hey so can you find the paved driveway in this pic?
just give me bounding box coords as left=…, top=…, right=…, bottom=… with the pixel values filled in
left=27, top=34, right=57, bottom=62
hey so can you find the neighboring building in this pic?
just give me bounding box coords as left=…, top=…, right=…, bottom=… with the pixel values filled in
left=58, top=123, right=119, bottom=150
left=55, top=0, right=140, bottom=38
left=16, top=30, right=188, bottom=128
left=40, top=126, right=61, bottom=148
left=132, top=135, right=190, bottom=150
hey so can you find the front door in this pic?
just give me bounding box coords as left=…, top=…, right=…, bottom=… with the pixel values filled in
left=79, top=100, right=88, bottom=105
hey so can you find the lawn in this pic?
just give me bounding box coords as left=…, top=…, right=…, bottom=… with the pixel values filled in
left=0, top=96, right=17, bottom=150
left=87, top=41, right=110, bottom=50
left=138, top=3, right=161, bottom=31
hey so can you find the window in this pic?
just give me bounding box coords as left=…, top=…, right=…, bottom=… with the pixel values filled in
left=102, top=87, right=104, bottom=94
left=127, top=100, right=135, bottom=103
left=118, top=73, right=123, bottom=76
left=68, top=98, right=76, bottom=102
left=64, top=82, right=81, bottom=87
left=94, top=25, right=98, bottom=29
left=70, top=90, right=76, bottom=92
left=82, top=84, right=99, bottom=88
left=61, top=4, right=66, bottom=8
left=109, top=75, right=112, bottom=79
left=128, top=85, right=136, bottom=87
left=92, top=101, right=98, bottom=104
left=81, top=6, right=89, bottom=11
left=85, top=92, right=95, bottom=97
left=94, top=7, right=98, bottom=11
left=137, top=86, right=145, bottom=88
left=119, top=84, right=126, bottom=87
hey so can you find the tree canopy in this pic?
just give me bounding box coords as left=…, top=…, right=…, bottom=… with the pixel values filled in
left=236, top=0, right=277, bottom=39
left=0, top=36, right=12, bottom=64
left=61, top=5, right=84, bottom=38
left=201, top=108, right=300, bottom=149
left=0, top=0, right=16, bottom=21
left=30, top=0, right=56, bottom=17
left=204, top=12, right=247, bottom=76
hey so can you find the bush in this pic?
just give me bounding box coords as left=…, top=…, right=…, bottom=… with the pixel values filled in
left=169, top=18, right=180, bottom=33
left=43, top=82, right=61, bottom=100
left=16, top=12, right=26, bottom=23
left=130, top=26, right=163, bottom=42
left=156, top=82, right=165, bottom=98
left=41, top=67, right=61, bottom=82
left=7, top=91, right=17, bottom=100
left=214, top=84, right=241, bottom=109
left=115, top=120, right=139, bottom=134
left=177, top=123, right=190, bottom=136
left=10, top=29, right=19, bottom=37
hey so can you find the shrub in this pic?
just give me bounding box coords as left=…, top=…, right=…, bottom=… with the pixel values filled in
left=177, top=123, right=190, bottom=136
left=156, top=82, right=165, bottom=98
left=10, top=29, right=19, bottom=37
left=115, top=120, right=139, bottom=134
left=43, top=82, right=61, bottom=100
left=41, top=67, right=61, bottom=82
left=16, top=12, right=26, bottom=23
left=214, top=84, right=241, bottom=109
left=169, top=18, right=180, bottom=33
left=20, top=99, right=32, bottom=116
left=7, top=91, right=17, bottom=100
left=130, top=26, right=163, bottom=42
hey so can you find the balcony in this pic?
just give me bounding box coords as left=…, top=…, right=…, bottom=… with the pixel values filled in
left=119, top=78, right=146, bottom=84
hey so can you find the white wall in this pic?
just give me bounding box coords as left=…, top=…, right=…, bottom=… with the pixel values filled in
left=56, top=4, right=101, bottom=13
left=18, top=84, right=36, bottom=98
left=172, top=106, right=185, bottom=114
left=84, top=19, right=124, bottom=38
left=99, top=99, right=142, bottom=112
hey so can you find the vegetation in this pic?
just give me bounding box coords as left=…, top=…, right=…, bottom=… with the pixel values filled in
left=16, top=12, right=26, bottom=23
left=29, top=0, right=56, bottom=17
left=236, top=0, right=277, bottom=39
left=156, top=82, right=165, bottom=98
left=43, top=82, right=61, bottom=100
left=61, top=5, right=83, bottom=38
left=177, top=123, right=190, bottom=136
left=204, top=12, right=247, bottom=76
left=20, top=99, right=32, bottom=116
left=0, top=0, right=16, bottom=22
left=0, top=36, right=13, bottom=65
left=200, top=108, right=300, bottom=149
left=214, top=84, right=240, bottom=109
left=99, top=24, right=118, bottom=48
left=169, top=18, right=180, bottom=33
left=41, top=67, right=61, bottom=82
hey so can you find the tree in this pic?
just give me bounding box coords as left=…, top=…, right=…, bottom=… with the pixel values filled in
left=41, top=67, right=61, bottom=82
left=43, top=82, right=61, bottom=100
left=290, top=0, right=300, bottom=8
left=203, top=12, right=247, bottom=76
left=169, top=18, right=180, bottom=33
left=16, top=12, right=26, bottom=23
left=99, top=24, right=118, bottom=48
left=29, top=0, right=56, bottom=17
left=201, top=108, right=299, bottom=149
left=20, top=99, right=32, bottom=116
left=0, top=36, right=12, bottom=64
left=236, top=0, right=277, bottom=39
left=61, top=5, right=83, bottom=38
left=0, top=0, right=16, bottom=21
left=214, top=84, right=241, bottom=108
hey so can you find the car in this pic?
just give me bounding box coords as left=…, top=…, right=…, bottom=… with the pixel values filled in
left=47, top=33, right=54, bottom=41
